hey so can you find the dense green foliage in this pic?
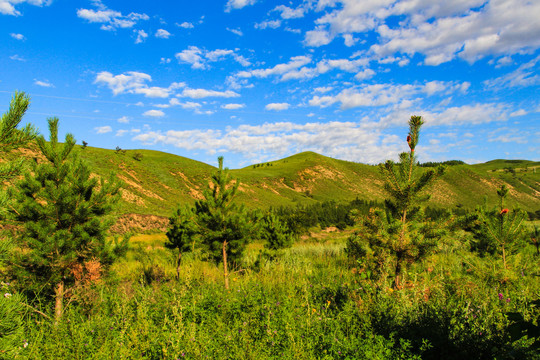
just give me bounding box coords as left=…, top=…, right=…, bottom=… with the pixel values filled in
left=5, top=238, right=539, bottom=359
left=469, top=185, right=528, bottom=269
left=165, top=205, right=198, bottom=279
left=347, top=116, right=444, bottom=288
left=0, top=92, right=36, bottom=359
left=10, top=118, right=125, bottom=320
left=194, top=157, right=256, bottom=288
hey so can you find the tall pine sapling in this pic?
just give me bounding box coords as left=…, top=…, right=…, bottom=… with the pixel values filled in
left=11, top=118, right=123, bottom=322
left=0, top=91, right=36, bottom=358
left=261, top=213, right=294, bottom=251
left=165, top=205, right=198, bottom=280
left=351, top=116, right=443, bottom=288
left=194, top=156, right=254, bottom=289
left=472, top=185, right=528, bottom=269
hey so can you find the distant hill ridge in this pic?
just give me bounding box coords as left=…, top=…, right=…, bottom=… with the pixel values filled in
left=7, top=145, right=540, bottom=219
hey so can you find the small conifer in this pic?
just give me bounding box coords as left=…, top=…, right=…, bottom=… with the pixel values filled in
left=11, top=118, right=123, bottom=321
left=194, top=156, right=254, bottom=289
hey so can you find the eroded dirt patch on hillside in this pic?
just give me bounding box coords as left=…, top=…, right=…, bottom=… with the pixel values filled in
left=110, top=213, right=168, bottom=234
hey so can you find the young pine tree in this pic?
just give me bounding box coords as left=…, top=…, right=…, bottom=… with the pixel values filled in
left=165, top=205, right=198, bottom=280
left=261, top=213, right=294, bottom=251
left=350, top=116, right=443, bottom=288
left=11, top=118, right=123, bottom=322
left=194, top=156, right=254, bottom=289
left=0, top=91, right=36, bottom=358
left=471, top=185, right=528, bottom=269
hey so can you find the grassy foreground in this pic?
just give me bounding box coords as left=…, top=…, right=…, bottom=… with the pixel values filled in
left=11, top=232, right=540, bottom=360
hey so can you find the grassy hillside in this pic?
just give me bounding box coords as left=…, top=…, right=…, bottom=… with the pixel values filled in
left=8, top=145, right=540, bottom=220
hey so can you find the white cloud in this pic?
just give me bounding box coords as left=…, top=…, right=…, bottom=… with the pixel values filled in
left=160, top=57, right=171, bottom=64
left=371, top=0, right=540, bottom=64
left=225, top=0, right=257, bottom=12
left=10, top=33, right=24, bottom=40
left=143, top=109, right=165, bottom=118
left=132, top=120, right=404, bottom=164
left=226, top=27, right=243, bottom=36
left=177, top=21, right=194, bottom=29
left=0, top=0, right=52, bottom=16
left=265, top=103, right=290, bottom=111
left=134, top=29, right=148, bottom=44
left=34, top=79, right=53, bottom=87
left=272, top=5, right=305, bottom=19
left=95, top=125, right=112, bottom=134
left=155, top=29, right=171, bottom=39
left=222, top=103, right=245, bottom=110
left=510, top=109, right=527, bottom=117
left=309, top=81, right=467, bottom=109
left=118, top=116, right=130, bottom=123
left=94, top=71, right=185, bottom=98
left=254, top=19, right=281, bottom=29
left=175, top=46, right=250, bottom=69
left=485, top=55, right=540, bottom=89
left=77, top=3, right=149, bottom=31
left=235, top=55, right=312, bottom=82
left=354, top=68, right=375, bottom=80
left=304, top=27, right=332, bottom=47
left=303, top=0, right=540, bottom=64
left=314, top=86, right=333, bottom=93
left=9, top=54, right=25, bottom=61
left=181, top=88, right=240, bottom=99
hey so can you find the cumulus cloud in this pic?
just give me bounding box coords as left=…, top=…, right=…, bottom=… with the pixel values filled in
left=131, top=120, right=404, bottom=164
left=95, top=125, right=112, bottom=134
left=235, top=55, right=312, bottom=82
left=175, top=46, right=250, bottom=69
left=118, top=116, right=130, bottom=123
left=0, top=0, right=52, bottom=16
left=254, top=19, right=281, bottom=29
left=155, top=29, right=171, bottom=39
left=222, top=103, right=245, bottom=110
left=230, top=55, right=374, bottom=85
left=10, top=33, right=24, bottom=40
left=309, top=81, right=469, bottom=109
left=303, top=0, right=540, bottom=65
left=143, top=109, right=165, bottom=118
left=272, top=4, right=305, bottom=19
left=77, top=2, right=149, bottom=31
left=134, top=29, right=148, bottom=44
left=177, top=21, right=194, bottom=28
left=94, top=71, right=185, bottom=98
left=225, top=0, right=257, bottom=12
left=265, top=103, right=290, bottom=111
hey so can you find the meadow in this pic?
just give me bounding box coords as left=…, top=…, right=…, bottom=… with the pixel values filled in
left=5, top=229, right=537, bottom=359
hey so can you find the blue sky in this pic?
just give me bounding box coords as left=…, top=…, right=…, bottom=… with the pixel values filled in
left=1, top=0, right=539, bottom=168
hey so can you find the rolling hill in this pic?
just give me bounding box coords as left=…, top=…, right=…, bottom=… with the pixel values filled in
left=6, top=145, right=540, bottom=232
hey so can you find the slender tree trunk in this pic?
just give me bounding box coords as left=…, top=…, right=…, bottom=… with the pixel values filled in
left=222, top=241, right=229, bottom=290
left=176, top=251, right=182, bottom=280
left=393, top=259, right=402, bottom=289
left=54, top=281, right=64, bottom=324
left=502, top=245, right=507, bottom=269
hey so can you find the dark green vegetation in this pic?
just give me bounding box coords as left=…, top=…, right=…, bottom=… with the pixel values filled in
left=1, top=94, right=539, bottom=359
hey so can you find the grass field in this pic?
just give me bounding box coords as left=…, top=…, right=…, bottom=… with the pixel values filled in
left=5, top=227, right=537, bottom=360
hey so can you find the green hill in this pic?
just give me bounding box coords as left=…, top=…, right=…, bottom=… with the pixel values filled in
left=7, top=146, right=540, bottom=229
